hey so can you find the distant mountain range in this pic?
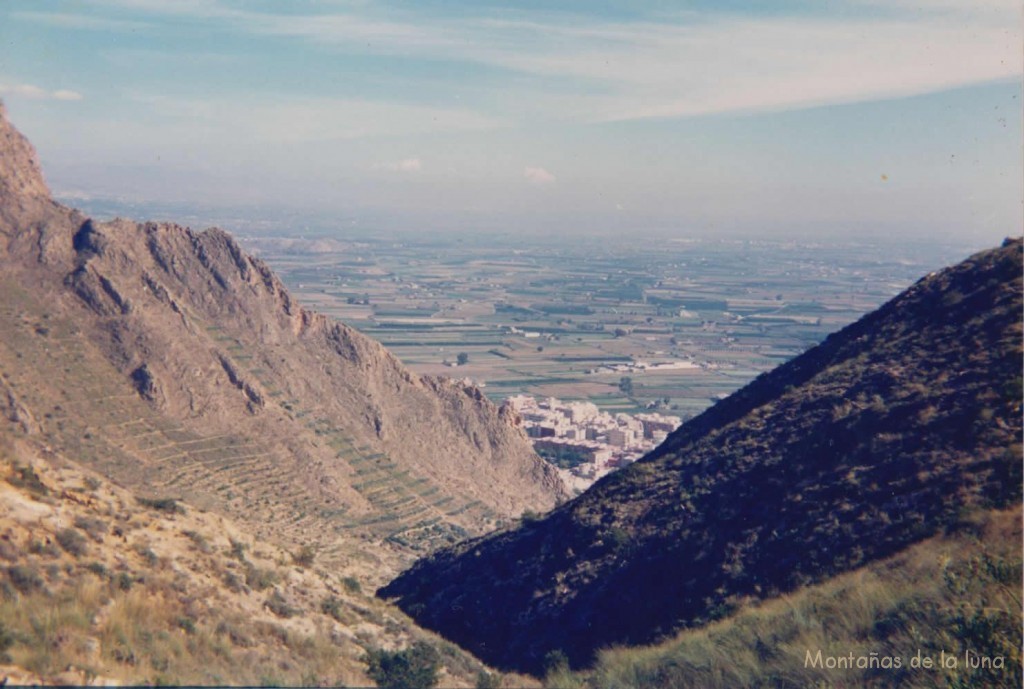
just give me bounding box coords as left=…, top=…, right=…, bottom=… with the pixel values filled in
left=380, top=236, right=1023, bottom=675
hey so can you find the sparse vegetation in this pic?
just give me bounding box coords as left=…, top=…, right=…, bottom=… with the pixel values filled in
left=341, top=576, right=361, bottom=595
left=7, top=463, right=48, bottom=496
left=292, top=544, right=316, bottom=568
left=228, top=539, right=247, bottom=561
left=55, top=528, right=88, bottom=557
left=520, top=510, right=542, bottom=524
left=74, top=515, right=108, bottom=542
left=320, top=595, right=345, bottom=621
left=137, top=497, right=185, bottom=514
left=549, top=509, right=1022, bottom=689
left=245, top=564, right=279, bottom=591
left=475, top=669, right=503, bottom=689
left=265, top=590, right=298, bottom=618
left=6, top=564, right=44, bottom=594
left=0, top=619, right=14, bottom=663
left=365, top=642, right=441, bottom=689
left=182, top=530, right=212, bottom=554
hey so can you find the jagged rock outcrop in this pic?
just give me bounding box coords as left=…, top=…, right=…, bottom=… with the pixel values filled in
left=380, top=239, right=1023, bottom=674
left=0, top=102, right=565, bottom=568
left=0, top=101, right=51, bottom=206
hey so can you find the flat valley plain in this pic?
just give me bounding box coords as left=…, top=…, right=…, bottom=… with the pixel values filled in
left=243, top=234, right=971, bottom=419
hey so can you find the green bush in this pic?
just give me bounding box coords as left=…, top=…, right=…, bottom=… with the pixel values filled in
left=265, top=591, right=297, bottom=618
left=292, top=545, right=316, bottom=568
left=245, top=564, right=279, bottom=591
left=320, top=595, right=344, bottom=621
left=7, top=564, right=44, bottom=593
left=182, top=530, right=212, bottom=553
left=543, top=649, right=570, bottom=675
left=74, top=515, right=108, bottom=542
left=7, top=464, right=48, bottom=496
left=56, top=528, right=88, bottom=557
left=0, top=619, right=14, bottom=663
left=137, top=496, right=184, bottom=514
left=228, top=539, right=248, bottom=561
left=365, top=642, right=440, bottom=689
left=113, top=571, right=134, bottom=591
left=85, top=562, right=108, bottom=577
left=475, top=670, right=503, bottom=689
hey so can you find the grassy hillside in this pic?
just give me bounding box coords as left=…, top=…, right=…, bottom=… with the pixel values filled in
left=546, top=507, right=1021, bottom=689
left=0, top=438, right=529, bottom=687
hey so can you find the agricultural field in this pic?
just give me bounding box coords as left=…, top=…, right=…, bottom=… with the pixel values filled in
left=245, top=234, right=968, bottom=420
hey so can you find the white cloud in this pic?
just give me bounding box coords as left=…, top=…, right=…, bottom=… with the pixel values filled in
left=376, top=158, right=423, bottom=172
left=22, top=1, right=1022, bottom=123
left=169, top=1, right=1021, bottom=121
left=524, top=166, right=556, bottom=185
left=0, top=82, right=84, bottom=101
left=12, top=11, right=151, bottom=31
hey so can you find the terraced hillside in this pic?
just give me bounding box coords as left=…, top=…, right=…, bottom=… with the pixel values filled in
left=0, top=102, right=565, bottom=575
left=0, top=432, right=529, bottom=686
left=381, top=238, right=1023, bottom=674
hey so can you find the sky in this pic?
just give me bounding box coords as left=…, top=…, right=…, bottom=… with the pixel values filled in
left=0, top=0, right=1020, bottom=244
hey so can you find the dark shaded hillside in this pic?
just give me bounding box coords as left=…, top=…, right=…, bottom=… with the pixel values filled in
left=380, top=238, right=1023, bottom=675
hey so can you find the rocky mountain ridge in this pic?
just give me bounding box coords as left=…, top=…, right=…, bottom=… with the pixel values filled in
left=0, top=102, right=565, bottom=575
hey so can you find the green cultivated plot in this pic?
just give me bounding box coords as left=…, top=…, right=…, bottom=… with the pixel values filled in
left=250, top=236, right=967, bottom=418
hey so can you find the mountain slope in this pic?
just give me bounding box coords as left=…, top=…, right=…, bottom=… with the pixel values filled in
left=380, top=238, right=1023, bottom=674
left=0, top=433, right=531, bottom=687
left=0, top=101, right=565, bottom=573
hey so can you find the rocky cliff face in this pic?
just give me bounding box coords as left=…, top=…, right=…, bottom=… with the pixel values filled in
left=0, top=103, right=565, bottom=572
left=380, top=238, right=1023, bottom=674
left=0, top=102, right=50, bottom=205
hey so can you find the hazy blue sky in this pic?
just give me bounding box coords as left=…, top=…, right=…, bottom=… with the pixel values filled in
left=0, top=0, right=1020, bottom=243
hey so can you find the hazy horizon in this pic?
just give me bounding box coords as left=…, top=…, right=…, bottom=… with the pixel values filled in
left=1, top=0, right=1020, bottom=246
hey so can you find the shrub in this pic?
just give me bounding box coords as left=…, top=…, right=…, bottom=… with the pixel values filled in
left=27, top=539, right=61, bottom=557
left=74, top=515, right=108, bottom=542
left=245, top=564, right=279, bottom=591
left=292, top=545, right=316, bottom=568
left=265, top=590, right=298, bottom=619
left=475, top=670, right=503, bottom=689
left=228, top=539, right=248, bottom=561
left=113, top=571, right=134, bottom=591
left=7, top=464, right=48, bottom=496
left=6, top=564, right=44, bottom=593
left=182, top=530, right=212, bottom=554
left=56, top=528, right=88, bottom=557
left=521, top=510, right=542, bottom=525
left=341, top=576, right=361, bottom=594
left=0, top=619, right=13, bottom=663
left=605, top=527, right=631, bottom=553
left=543, top=649, right=570, bottom=675
left=223, top=571, right=245, bottom=593
left=132, top=543, right=159, bottom=567
left=85, top=562, right=108, bottom=577
left=365, top=642, right=440, bottom=689
left=137, top=497, right=184, bottom=514
left=320, top=595, right=344, bottom=621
